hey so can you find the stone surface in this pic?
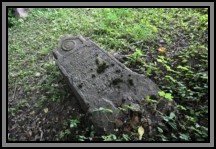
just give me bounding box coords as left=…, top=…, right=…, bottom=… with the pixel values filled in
left=53, top=35, right=176, bottom=135
left=15, top=8, right=30, bottom=18
left=159, top=39, right=166, bottom=44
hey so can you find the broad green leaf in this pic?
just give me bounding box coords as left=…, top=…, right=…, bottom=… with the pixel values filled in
left=195, top=123, right=200, bottom=128
left=168, top=121, right=177, bottom=129
left=122, top=134, right=130, bottom=141
left=177, top=65, right=189, bottom=71
left=182, top=59, right=188, bottom=63
left=165, top=65, right=172, bottom=71
left=156, top=59, right=163, bottom=63
left=158, top=55, right=165, bottom=59
left=169, top=112, right=176, bottom=119
left=158, top=91, right=166, bottom=97
left=118, top=107, right=127, bottom=112
left=157, top=127, right=163, bottom=133
left=145, top=96, right=151, bottom=103
left=171, top=133, right=177, bottom=139
left=185, top=115, right=196, bottom=122
left=165, top=75, right=176, bottom=83
left=164, top=93, right=173, bottom=101
left=179, top=133, right=190, bottom=141
left=162, top=116, right=169, bottom=122
left=150, top=99, right=158, bottom=103
left=95, top=107, right=113, bottom=113
left=70, top=119, right=80, bottom=128
left=102, top=134, right=117, bottom=141
left=177, top=105, right=187, bottom=111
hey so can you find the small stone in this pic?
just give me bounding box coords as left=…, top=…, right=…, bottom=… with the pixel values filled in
left=35, top=72, right=41, bottom=77
left=179, top=39, right=187, bottom=47
left=115, top=119, right=124, bottom=128
left=28, top=130, right=32, bottom=136
left=30, top=111, right=35, bottom=115
left=159, top=39, right=166, bottom=44
left=114, top=129, right=119, bottom=132
left=129, top=103, right=141, bottom=113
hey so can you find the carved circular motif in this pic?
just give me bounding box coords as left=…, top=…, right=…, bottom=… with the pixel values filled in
left=61, top=39, right=76, bottom=51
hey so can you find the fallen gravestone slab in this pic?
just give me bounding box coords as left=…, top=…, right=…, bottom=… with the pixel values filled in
left=53, top=35, right=176, bottom=136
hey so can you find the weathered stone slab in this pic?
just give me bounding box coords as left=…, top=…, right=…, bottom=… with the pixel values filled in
left=14, top=8, right=30, bottom=18
left=53, top=35, right=175, bottom=135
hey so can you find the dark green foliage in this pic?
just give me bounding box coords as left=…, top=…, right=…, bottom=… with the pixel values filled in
left=8, top=8, right=16, bottom=27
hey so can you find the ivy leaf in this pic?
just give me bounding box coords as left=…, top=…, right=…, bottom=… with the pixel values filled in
left=171, top=133, right=177, bottom=139
left=177, top=65, right=189, bottom=71
left=136, top=49, right=143, bottom=56
left=165, top=65, right=172, bottom=71
left=179, top=133, right=190, bottom=141
left=158, top=91, right=166, bottom=97
left=157, top=127, right=163, bottom=133
left=138, top=126, right=144, bottom=140
left=150, top=99, right=158, bottom=103
left=156, top=59, right=163, bottom=63
left=168, top=121, right=177, bottom=130
left=195, top=123, right=200, bottom=128
left=169, top=112, right=176, bottom=119
left=94, top=107, right=113, bottom=113
left=145, top=96, right=151, bottom=103
left=122, top=134, right=130, bottom=141
left=165, top=75, right=176, bottom=83
left=99, top=107, right=113, bottom=113
left=164, top=93, right=173, bottom=101
left=177, top=105, right=187, bottom=111
left=69, top=119, right=80, bottom=128
left=162, top=116, right=169, bottom=122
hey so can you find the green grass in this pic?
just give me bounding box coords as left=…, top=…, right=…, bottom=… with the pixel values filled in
left=8, top=8, right=208, bottom=141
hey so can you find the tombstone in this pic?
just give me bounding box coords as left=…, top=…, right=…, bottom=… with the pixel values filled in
left=14, top=8, right=30, bottom=18
left=53, top=35, right=176, bottom=136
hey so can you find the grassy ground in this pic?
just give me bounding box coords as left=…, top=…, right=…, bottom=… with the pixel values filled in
left=8, top=8, right=208, bottom=141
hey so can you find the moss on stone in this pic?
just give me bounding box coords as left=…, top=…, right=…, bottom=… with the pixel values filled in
left=95, top=57, right=109, bottom=74
left=128, top=78, right=134, bottom=86
left=112, top=78, right=123, bottom=85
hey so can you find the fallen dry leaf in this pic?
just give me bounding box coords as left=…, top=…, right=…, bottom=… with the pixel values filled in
left=138, top=126, right=144, bottom=140
left=35, top=72, right=41, bottom=77
left=30, top=111, right=35, bottom=115
left=28, top=130, right=32, bottom=137
left=43, top=108, right=48, bottom=113
left=158, top=47, right=166, bottom=54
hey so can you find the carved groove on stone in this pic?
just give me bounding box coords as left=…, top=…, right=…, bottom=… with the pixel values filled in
left=61, top=39, right=76, bottom=51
